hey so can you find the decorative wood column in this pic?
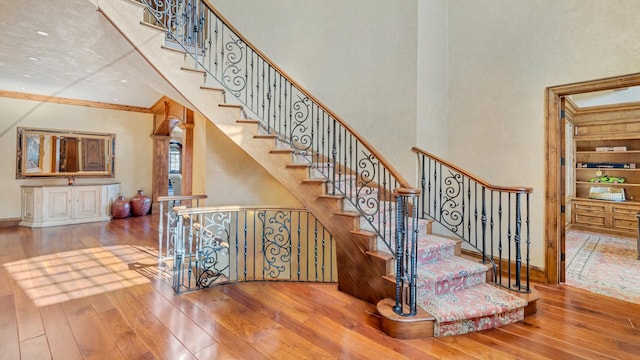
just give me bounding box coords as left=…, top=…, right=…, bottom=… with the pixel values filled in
left=148, top=96, right=197, bottom=212
left=150, top=134, right=171, bottom=212
left=180, top=109, right=194, bottom=196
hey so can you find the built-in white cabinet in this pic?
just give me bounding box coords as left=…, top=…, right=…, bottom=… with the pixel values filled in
left=20, top=184, right=120, bottom=227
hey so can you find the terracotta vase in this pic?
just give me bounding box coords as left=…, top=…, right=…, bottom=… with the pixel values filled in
left=111, top=196, right=130, bottom=219
left=130, top=190, right=151, bottom=216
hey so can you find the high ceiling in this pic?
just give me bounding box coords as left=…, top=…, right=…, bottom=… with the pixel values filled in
left=0, top=0, right=185, bottom=108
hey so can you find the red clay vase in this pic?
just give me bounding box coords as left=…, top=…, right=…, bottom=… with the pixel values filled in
left=130, top=190, right=151, bottom=216
left=111, top=196, right=130, bottom=219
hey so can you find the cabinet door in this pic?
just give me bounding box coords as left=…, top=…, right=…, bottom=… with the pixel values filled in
left=74, top=186, right=101, bottom=219
left=43, top=188, right=73, bottom=222
left=103, top=184, right=120, bottom=217
left=21, top=187, right=36, bottom=222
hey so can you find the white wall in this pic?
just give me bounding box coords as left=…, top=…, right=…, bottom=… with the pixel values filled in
left=0, top=97, right=153, bottom=219
left=212, top=0, right=419, bottom=182
left=445, top=0, right=640, bottom=267
left=417, top=0, right=448, bottom=157
left=203, top=119, right=301, bottom=207
left=0, top=97, right=301, bottom=221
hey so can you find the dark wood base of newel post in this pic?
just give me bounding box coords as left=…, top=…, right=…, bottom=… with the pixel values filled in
left=376, top=298, right=435, bottom=339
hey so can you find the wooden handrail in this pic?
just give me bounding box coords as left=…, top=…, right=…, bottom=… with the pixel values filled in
left=201, top=0, right=413, bottom=191
left=412, top=147, right=533, bottom=193
left=175, top=205, right=308, bottom=216
left=157, top=194, right=208, bottom=202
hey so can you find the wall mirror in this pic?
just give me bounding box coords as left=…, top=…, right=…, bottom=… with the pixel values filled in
left=16, top=127, right=115, bottom=178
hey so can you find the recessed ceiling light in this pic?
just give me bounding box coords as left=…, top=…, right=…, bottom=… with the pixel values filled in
left=36, top=30, right=49, bottom=36
left=27, top=57, right=39, bottom=61
left=23, top=74, right=32, bottom=78
left=113, top=98, right=119, bottom=102
left=120, top=79, right=128, bottom=83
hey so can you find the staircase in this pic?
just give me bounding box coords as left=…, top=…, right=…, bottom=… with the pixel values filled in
left=96, top=0, right=535, bottom=338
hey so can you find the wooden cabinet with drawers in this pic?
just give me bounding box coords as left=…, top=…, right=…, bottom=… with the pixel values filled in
left=571, top=198, right=640, bottom=235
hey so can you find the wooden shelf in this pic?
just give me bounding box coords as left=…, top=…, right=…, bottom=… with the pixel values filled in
left=576, top=150, right=640, bottom=154
left=576, top=181, right=640, bottom=187
left=576, top=167, right=640, bottom=171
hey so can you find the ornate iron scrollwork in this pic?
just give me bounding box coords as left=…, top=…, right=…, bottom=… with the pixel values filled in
left=259, top=210, right=292, bottom=279
left=440, top=170, right=464, bottom=233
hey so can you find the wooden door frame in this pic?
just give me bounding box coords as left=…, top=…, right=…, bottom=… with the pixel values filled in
left=545, top=72, right=640, bottom=284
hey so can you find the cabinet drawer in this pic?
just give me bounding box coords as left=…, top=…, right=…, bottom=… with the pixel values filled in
left=573, top=202, right=607, bottom=213
left=611, top=217, right=638, bottom=231
left=611, top=205, right=640, bottom=216
left=574, top=213, right=606, bottom=226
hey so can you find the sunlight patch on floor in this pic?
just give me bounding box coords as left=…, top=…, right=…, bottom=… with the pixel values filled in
left=3, top=245, right=169, bottom=307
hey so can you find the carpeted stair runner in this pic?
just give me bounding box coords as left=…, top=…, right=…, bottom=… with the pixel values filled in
left=414, top=234, right=527, bottom=336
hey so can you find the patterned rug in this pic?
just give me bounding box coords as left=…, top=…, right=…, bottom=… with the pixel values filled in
left=565, top=230, right=640, bottom=304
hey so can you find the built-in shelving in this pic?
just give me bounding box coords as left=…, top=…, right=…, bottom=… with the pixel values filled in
left=568, top=102, right=640, bottom=236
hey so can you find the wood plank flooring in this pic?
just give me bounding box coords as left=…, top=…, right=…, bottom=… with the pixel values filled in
left=1, top=216, right=639, bottom=359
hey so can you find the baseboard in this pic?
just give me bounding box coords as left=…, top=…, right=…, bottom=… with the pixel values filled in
left=0, top=218, right=21, bottom=228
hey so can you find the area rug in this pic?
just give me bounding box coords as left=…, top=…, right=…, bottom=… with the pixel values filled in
left=565, top=229, right=640, bottom=304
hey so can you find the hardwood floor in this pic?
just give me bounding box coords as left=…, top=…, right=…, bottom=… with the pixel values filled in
left=1, top=216, right=639, bottom=360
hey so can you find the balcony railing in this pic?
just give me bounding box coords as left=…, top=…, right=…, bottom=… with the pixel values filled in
left=166, top=205, right=336, bottom=293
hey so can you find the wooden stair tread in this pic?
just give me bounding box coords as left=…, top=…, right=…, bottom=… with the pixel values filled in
left=161, top=45, right=186, bottom=54
left=180, top=66, right=205, bottom=74
left=236, top=119, right=259, bottom=124
left=270, top=149, right=294, bottom=154
left=219, top=103, right=242, bottom=109
left=302, top=179, right=327, bottom=187
left=286, top=163, right=310, bottom=169
left=139, top=20, right=164, bottom=32
left=350, top=229, right=376, bottom=237
left=335, top=210, right=359, bottom=217
left=200, top=85, right=224, bottom=92
left=365, top=250, right=394, bottom=261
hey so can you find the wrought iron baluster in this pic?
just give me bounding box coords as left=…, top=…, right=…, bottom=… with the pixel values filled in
left=514, top=193, right=522, bottom=290
left=526, top=193, right=531, bottom=291
left=507, top=193, right=512, bottom=289
left=296, top=211, right=301, bottom=281
left=498, top=192, right=504, bottom=285
left=481, top=187, right=487, bottom=262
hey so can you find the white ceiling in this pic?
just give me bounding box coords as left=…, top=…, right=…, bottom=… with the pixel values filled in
left=568, top=86, right=640, bottom=108
left=0, top=0, right=185, bottom=108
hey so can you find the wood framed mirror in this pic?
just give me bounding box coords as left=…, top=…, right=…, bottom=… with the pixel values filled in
left=16, top=127, right=115, bottom=178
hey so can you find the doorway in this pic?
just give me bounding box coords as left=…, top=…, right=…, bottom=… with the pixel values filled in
left=545, top=72, right=640, bottom=284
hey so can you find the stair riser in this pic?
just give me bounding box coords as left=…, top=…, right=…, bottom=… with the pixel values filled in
left=417, top=245, right=455, bottom=264
left=417, top=271, right=486, bottom=297
left=435, top=308, right=524, bottom=337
